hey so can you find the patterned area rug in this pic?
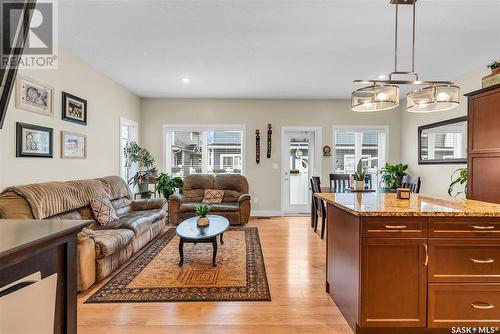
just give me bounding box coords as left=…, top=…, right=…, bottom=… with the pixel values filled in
left=85, top=227, right=270, bottom=303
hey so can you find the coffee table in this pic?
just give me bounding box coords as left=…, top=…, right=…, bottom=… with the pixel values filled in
left=175, top=215, right=230, bottom=267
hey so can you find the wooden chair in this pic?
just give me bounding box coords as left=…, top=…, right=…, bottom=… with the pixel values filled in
left=310, top=176, right=326, bottom=239
left=402, top=175, right=421, bottom=193
left=329, top=174, right=351, bottom=193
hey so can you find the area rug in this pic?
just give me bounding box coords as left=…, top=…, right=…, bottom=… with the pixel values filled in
left=85, top=227, right=271, bottom=303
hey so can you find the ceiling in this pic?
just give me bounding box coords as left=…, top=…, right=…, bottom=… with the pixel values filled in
left=59, top=0, right=500, bottom=99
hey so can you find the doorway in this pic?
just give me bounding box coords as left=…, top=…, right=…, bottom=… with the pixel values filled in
left=281, top=127, right=322, bottom=215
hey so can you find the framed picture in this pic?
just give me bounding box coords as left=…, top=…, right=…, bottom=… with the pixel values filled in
left=62, top=92, right=87, bottom=125
left=61, top=131, right=87, bottom=159
left=15, top=76, right=54, bottom=116
left=16, top=122, right=53, bottom=158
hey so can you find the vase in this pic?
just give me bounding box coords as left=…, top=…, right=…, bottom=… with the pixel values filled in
left=197, top=216, right=209, bottom=227
left=482, top=68, right=500, bottom=88
left=354, top=180, right=364, bottom=190
left=138, top=183, right=149, bottom=193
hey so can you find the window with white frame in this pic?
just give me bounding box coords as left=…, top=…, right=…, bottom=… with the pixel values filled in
left=165, top=126, right=245, bottom=178
left=120, top=118, right=139, bottom=181
left=333, top=128, right=387, bottom=186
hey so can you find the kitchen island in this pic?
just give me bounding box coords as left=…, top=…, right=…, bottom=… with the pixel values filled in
left=315, top=192, right=500, bottom=334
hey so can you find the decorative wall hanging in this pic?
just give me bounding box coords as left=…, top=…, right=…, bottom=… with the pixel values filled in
left=15, top=76, right=53, bottom=116
left=266, top=123, right=272, bottom=158
left=323, top=145, right=331, bottom=157
left=61, top=131, right=87, bottom=159
left=16, top=122, right=53, bottom=158
left=256, top=129, right=261, bottom=164
left=62, top=92, right=87, bottom=125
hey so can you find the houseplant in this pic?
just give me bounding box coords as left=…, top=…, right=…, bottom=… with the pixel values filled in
left=483, top=59, right=500, bottom=88
left=378, top=163, right=408, bottom=190
left=156, top=173, right=183, bottom=199
left=353, top=159, right=367, bottom=190
left=124, top=141, right=156, bottom=193
left=448, top=167, right=468, bottom=197
left=195, top=204, right=210, bottom=227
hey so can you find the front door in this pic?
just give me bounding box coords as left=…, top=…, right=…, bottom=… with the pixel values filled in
left=282, top=130, right=315, bottom=214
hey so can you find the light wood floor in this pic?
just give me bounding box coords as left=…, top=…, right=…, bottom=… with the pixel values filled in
left=77, top=217, right=352, bottom=334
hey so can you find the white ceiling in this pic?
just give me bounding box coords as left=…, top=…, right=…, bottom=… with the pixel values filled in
left=59, top=0, right=500, bottom=99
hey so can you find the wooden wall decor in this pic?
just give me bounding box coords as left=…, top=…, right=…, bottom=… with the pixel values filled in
left=256, top=129, right=261, bottom=164
left=267, top=123, right=272, bottom=158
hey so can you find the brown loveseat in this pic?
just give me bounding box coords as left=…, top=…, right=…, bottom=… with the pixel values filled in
left=0, top=176, right=166, bottom=291
left=169, top=174, right=251, bottom=225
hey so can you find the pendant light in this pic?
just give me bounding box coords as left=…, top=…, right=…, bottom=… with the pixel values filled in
left=352, top=0, right=460, bottom=113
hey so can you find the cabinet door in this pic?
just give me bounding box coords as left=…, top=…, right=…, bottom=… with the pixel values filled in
left=361, top=238, right=427, bottom=328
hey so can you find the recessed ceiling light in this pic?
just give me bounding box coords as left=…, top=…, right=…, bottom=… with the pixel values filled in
left=181, top=77, right=190, bottom=84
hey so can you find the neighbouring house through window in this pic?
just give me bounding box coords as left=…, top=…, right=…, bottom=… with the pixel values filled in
left=164, top=125, right=245, bottom=178
left=333, top=127, right=387, bottom=186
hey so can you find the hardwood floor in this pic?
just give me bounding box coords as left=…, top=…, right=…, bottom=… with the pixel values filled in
left=77, top=217, right=352, bottom=334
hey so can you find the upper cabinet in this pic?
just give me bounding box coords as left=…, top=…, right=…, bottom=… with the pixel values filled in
left=466, top=84, right=500, bottom=203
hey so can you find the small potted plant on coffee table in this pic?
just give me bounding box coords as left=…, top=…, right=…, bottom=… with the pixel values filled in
left=195, top=204, right=210, bottom=227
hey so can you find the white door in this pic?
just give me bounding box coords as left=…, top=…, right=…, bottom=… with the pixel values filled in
left=282, top=130, right=316, bottom=214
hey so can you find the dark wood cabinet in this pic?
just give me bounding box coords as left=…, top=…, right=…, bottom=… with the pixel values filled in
left=361, top=238, right=427, bottom=328
left=466, top=83, right=500, bottom=203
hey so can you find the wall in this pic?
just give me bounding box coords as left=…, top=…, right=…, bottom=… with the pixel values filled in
left=140, top=99, right=401, bottom=213
left=0, top=49, right=141, bottom=188
left=400, top=67, right=489, bottom=196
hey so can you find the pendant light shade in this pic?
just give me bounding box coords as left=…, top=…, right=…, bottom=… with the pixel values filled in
left=352, top=85, right=400, bottom=112
left=407, top=85, right=460, bottom=113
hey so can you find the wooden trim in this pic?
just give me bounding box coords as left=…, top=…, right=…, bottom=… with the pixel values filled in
left=464, top=83, right=500, bottom=97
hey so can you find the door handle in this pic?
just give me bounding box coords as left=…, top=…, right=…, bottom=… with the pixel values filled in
left=470, top=258, right=495, bottom=264
left=423, top=244, right=428, bottom=266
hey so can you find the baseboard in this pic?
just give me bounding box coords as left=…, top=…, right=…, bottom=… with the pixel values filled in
left=250, top=210, right=283, bottom=217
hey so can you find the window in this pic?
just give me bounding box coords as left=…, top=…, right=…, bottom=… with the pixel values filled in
left=165, top=125, right=245, bottom=178
left=120, top=118, right=138, bottom=181
left=333, top=127, right=387, bottom=185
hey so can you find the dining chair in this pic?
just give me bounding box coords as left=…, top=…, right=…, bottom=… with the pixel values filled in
left=310, top=177, right=317, bottom=228
left=329, top=174, right=351, bottom=193
left=364, top=174, right=373, bottom=189
left=402, top=175, right=421, bottom=193
left=311, top=176, right=326, bottom=239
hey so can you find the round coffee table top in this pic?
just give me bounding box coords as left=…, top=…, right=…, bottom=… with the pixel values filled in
left=176, top=215, right=230, bottom=240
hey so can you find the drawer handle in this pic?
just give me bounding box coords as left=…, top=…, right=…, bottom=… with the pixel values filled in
left=385, top=225, right=407, bottom=229
left=470, top=258, right=495, bottom=264
left=471, top=302, right=495, bottom=310
left=423, top=244, right=428, bottom=266
left=470, top=225, right=495, bottom=230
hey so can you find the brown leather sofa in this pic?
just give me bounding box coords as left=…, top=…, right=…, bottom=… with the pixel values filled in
left=0, top=176, right=166, bottom=291
left=169, top=174, right=251, bottom=225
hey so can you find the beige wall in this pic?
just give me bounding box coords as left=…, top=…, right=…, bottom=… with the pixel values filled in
left=140, top=99, right=401, bottom=212
left=400, top=67, right=489, bottom=196
left=0, top=49, right=141, bottom=188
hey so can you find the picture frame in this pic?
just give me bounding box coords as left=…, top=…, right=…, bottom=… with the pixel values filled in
left=16, top=122, right=53, bottom=158
left=62, top=92, right=87, bottom=125
left=15, top=76, right=54, bottom=116
left=61, top=131, right=87, bottom=159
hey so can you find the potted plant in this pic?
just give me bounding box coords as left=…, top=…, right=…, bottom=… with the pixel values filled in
left=353, top=159, right=366, bottom=190
left=448, top=167, right=468, bottom=197
left=195, top=204, right=210, bottom=227
left=124, top=141, right=156, bottom=193
left=155, top=173, right=183, bottom=199
left=483, top=59, right=500, bottom=88
left=377, top=163, right=408, bottom=190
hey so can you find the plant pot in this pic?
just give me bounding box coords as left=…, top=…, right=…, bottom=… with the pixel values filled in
left=354, top=180, right=364, bottom=190
left=138, top=183, right=149, bottom=193
left=197, top=216, right=209, bottom=227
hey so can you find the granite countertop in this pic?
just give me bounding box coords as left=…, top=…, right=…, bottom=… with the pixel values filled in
left=314, top=192, right=500, bottom=217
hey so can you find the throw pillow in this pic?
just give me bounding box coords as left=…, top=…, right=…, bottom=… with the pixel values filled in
left=90, top=196, right=119, bottom=226
left=202, top=189, right=224, bottom=204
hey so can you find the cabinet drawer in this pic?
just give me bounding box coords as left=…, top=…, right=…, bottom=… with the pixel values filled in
left=428, top=284, right=500, bottom=328
left=429, top=240, right=500, bottom=282
left=429, top=217, right=500, bottom=238
left=362, top=217, right=427, bottom=238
